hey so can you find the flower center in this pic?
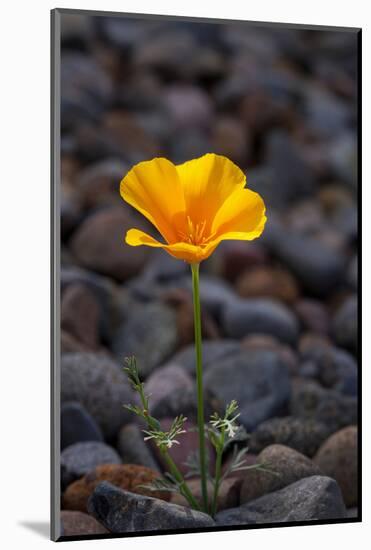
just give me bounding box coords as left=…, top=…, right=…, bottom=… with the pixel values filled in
left=178, top=216, right=209, bottom=246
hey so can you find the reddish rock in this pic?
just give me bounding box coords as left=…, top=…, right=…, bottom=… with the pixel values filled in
left=61, top=330, right=88, bottom=353
left=217, top=241, right=268, bottom=283
left=62, top=464, right=170, bottom=513
left=212, top=116, right=251, bottom=165
left=236, top=266, right=299, bottom=304
left=314, top=426, right=358, bottom=506
left=61, top=283, right=100, bottom=349
left=60, top=510, right=108, bottom=536
left=69, top=207, right=150, bottom=281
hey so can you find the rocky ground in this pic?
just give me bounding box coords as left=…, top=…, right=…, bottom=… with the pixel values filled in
left=59, top=13, right=358, bottom=537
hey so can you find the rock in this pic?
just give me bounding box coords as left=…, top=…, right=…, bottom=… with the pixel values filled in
left=294, top=299, right=330, bottom=335
left=241, top=334, right=299, bottom=376
left=212, top=116, right=251, bottom=165
left=111, top=302, right=178, bottom=377
left=332, top=296, right=358, bottom=351
left=236, top=266, right=299, bottom=304
left=314, top=426, right=358, bottom=507
left=61, top=283, right=100, bottom=349
left=61, top=330, right=89, bottom=353
left=299, top=344, right=358, bottom=396
left=61, top=442, right=121, bottom=490
left=240, top=445, right=322, bottom=503
left=217, top=241, right=268, bottom=283
left=204, top=350, right=291, bottom=431
left=347, top=507, right=358, bottom=518
left=145, top=365, right=194, bottom=410
left=184, top=274, right=237, bottom=320
left=249, top=417, right=330, bottom=457
left=151, top=385, right=217, bottom=423
left=117, top=424, right=160, bottom=470
left=216, top=476, right=346, bottom=525
left=63, top=464, right=169, bottom=512
left=61, top=402, right=103, bottom=450
left=221, top=298, right=299, bottom=345
left=290, top=379, right=357, bottom=433
left=347, top=256, right=357, bottom=290
left=166, top=339, right=241, bottom=375
left=171, top=477, right=241, bottom=512
left=263, top=222, right=346, bottom=296
left=69, top=207, right=150, bottom=281
left=151, top=419, right=216, bottom=476
left=61, top=352, right=134, bottom=439
left=60, top=510, right=108, bottom=537
left=164, top=85, right=213, bottom=130
left=88, top=482, right=215, bottom=532
left=248, top=131, right=316, bottom=207
left=74, top=158, right=129, bottom=210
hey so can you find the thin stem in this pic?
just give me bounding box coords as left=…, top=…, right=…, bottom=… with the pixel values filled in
left=211, top=427, right=225, bottom=517
left=162, top=451, right=201, bottom=511
left=191, top=263, right=209, bottom=513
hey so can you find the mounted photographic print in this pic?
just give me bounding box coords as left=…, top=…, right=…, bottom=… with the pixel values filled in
left=51, top=8, right=361, bottom=542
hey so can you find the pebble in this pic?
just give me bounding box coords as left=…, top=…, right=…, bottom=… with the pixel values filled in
left=166, top=339, right=241, bottom=375
left=150, top=418, right=216, bottom=476
left=61, top=441, right=121, bottom=490
left=69, top=207, right=150, bottom=281
left=263, top=222, right=346, bottom=296
left=62, top=464, right=169, bottom=512
left=290, top=379, right=357, bottom=433
left=61, top=283, right=100, bottom=349
left=222, top=299, right=299, bottom=346
left=204, top=350, right=291, bottom=431
left=249, top=416, right=330, bottom=457
left=240, top=444, right=322, bottom=503
left=61, top=352, right=134, bottom=439
left=111, top=302, right=179, bottom=378
left=61, top=402, right=103, bottom=450
left=294, top=299, right=330, bottom=335
left=60, top=510, right=108, bottom=537
left=171, top=477, right=242, bottom=512
left=216, top=476, right=346, bottom=525
left=314, top=426, right=358, bottom=507
left=88, top=481, right=215, bottom=531
left=145, top=364, right=194, bottom=410
left=332, top=295, right=358, bottom=351
left=236, top=266, right=299, bottom=304
left=116, top=423, right=160, bottom=471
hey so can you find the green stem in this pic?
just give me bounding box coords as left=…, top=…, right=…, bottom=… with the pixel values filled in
left=162, top=451, right=201, bottom=511
left=211, top=427, right=225, bottom=517
left=191, top=263, right=209, bottom=513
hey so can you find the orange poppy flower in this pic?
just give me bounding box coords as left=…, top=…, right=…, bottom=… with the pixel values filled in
left=120, top=153, right=267, bottom=264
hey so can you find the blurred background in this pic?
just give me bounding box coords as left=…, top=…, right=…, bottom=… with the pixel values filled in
left=59, top=11, right=359, bottom=532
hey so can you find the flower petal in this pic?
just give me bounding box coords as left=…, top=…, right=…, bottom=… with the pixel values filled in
left=120, top=158, right=186, bottom=244
left=211, top=187, right=266, bottom=238
left=176, top=153, right=246, bottom=233
left=126, top=228, right=213, bottom=263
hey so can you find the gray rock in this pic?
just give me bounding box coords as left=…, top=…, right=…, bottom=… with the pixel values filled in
left=165, top=339, right=241, bottom=375
left=249, top=416, right=330, bottom=457
left=61, top=402, right=103, bottom=450
left=290, top=379, right=357, bottom=433
left=61, top=353, right=134, bottom=439
left=88, top=482, right=215, bottom=532
left=111, top=302, right=178, bottom=377
left=216, top=476, right=346, bottom=525
left=61, top=442, right=121, bottom=490
left=204, top=350, right=291, bottom=431
left=240, top=444, right=322, bottom=503
left=332, top=296, right=358, bottom=351
left=300, top=344, right=357, bottom=396
left=116, top=423, right=160, bottom=470
left=263, top=222, right=346, bottom=296
left=222, top=299, right=299, bottom=345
